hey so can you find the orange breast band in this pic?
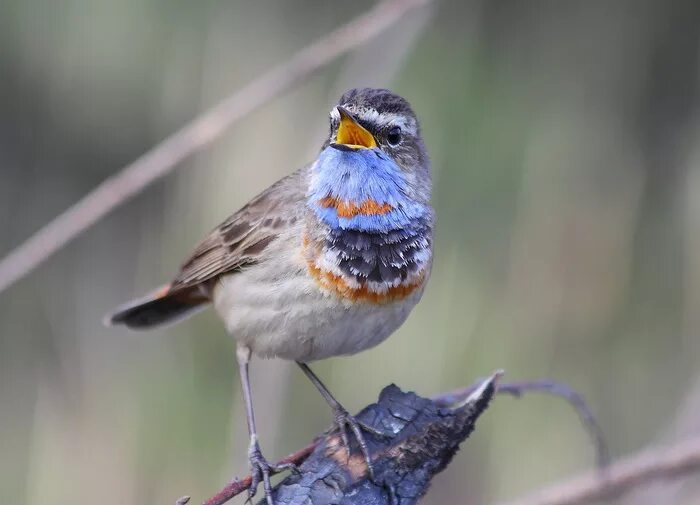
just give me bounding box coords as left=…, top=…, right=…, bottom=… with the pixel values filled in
left=318, top=196, right=393, bottom=218
left=307, top=262, right=424, bottom=304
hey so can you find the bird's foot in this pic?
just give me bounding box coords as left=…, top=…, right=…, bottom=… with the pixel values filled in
left=247, top=440, right=297, bottom=505
left=331, top=406, right=386, bottom=481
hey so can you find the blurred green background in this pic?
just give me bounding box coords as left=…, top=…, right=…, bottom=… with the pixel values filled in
left=2, top=0, right=700, bottom=503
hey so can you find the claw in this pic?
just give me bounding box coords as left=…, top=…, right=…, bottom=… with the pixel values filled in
left=247, top=441, right=297, bottom=505
left=332, top=406, right=382, bottom=480
left=296, top=363, right=387, bottom=482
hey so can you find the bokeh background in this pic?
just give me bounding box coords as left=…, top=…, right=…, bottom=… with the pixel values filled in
left=2, top=0, right=700, bottom=503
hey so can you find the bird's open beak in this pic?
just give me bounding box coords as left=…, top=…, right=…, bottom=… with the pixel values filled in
left=333, top=106, right=376, bottom=149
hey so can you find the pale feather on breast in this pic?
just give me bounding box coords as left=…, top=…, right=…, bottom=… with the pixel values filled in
left=213, top=222, right=427, bottom=362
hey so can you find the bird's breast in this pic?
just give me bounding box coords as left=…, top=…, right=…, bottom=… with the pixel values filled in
left=302, top=215, right=432, bottom=305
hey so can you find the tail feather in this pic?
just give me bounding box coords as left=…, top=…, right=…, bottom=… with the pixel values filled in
left=104, top=284, right=209, bottom=330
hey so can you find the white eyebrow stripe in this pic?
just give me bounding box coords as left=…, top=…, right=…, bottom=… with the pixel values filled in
left=380, top=114, right=417, bottom=135
left=329, top=106, right=418, bottom=136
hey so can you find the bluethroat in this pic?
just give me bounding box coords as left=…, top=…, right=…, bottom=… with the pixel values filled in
left=106, top=88, right=434, bottom=504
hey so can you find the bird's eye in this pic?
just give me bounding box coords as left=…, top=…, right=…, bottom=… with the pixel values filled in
left=387, top=126, right=402, bottom=146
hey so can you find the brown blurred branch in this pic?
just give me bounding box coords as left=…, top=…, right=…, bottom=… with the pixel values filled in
left=0, top=0, right=433, bottom=295
left=500, top=436, right=700, bottom=505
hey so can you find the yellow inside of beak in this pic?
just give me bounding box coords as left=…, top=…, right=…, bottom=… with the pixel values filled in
left=335, top=113, right=376, bottom=149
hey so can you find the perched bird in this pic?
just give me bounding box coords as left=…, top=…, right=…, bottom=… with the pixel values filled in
left=106, top=88, right=434, bottom=504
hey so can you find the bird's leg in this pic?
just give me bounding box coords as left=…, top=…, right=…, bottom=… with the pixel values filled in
left=297, top=362, right=385, bottom=480
left=236, top=345, right=295, bottom=505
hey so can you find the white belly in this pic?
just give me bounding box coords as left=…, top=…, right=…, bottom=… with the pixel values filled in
left=211, top=251, right=423, bottom=362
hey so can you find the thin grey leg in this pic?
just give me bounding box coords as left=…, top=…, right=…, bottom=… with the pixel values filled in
left=297, top=362, right=384, bottom=479
left=237, top=345, right=295, bottom=504
left=237, top=345, right=258, bottom=445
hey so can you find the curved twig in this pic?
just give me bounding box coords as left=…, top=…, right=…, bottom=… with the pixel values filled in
left=436, top=379, right=610, bottom=468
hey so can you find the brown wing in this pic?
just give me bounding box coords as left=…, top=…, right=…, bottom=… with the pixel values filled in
left=105, top=169, right=306, bottom=330
left=170, top=168, right=306, bottom=291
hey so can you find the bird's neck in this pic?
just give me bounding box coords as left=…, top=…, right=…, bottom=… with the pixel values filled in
left=306, top=147, right=431, bottom=233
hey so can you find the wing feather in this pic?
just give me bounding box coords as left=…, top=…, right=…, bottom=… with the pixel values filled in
left=169, top=168, right=306, bottom=292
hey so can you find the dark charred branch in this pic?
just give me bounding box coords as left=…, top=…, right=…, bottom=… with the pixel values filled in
left=181, top=373, right=606, bottom=505
left=257, top=374, right=498, bottom=505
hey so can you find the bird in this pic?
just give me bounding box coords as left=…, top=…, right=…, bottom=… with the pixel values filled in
left=105, top=88, right=434, bottom=504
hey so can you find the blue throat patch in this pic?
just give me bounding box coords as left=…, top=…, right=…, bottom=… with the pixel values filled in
left=308, top=146, right=429, bottom=232
left=307, top=146, right=432, bottom=285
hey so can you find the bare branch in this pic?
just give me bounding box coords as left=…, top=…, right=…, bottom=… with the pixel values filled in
left=0, top=0, right=433, bottom=295
left=195, top=375, right=610, bottom=505
left=197, top=374, right=500, bottom=505
left=189, top=378, right=700, bottom=505
left=499, top=436, right=700, bottom=505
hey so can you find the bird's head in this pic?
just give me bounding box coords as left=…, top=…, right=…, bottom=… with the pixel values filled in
left=327, top=88, right=428, bottom=172
left=311, top=88, right=431, bottom=217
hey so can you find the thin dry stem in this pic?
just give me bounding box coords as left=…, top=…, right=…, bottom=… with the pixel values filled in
left=200, top=442, right=316, bottom=505
left=435, top=378, right=609, bottom=468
